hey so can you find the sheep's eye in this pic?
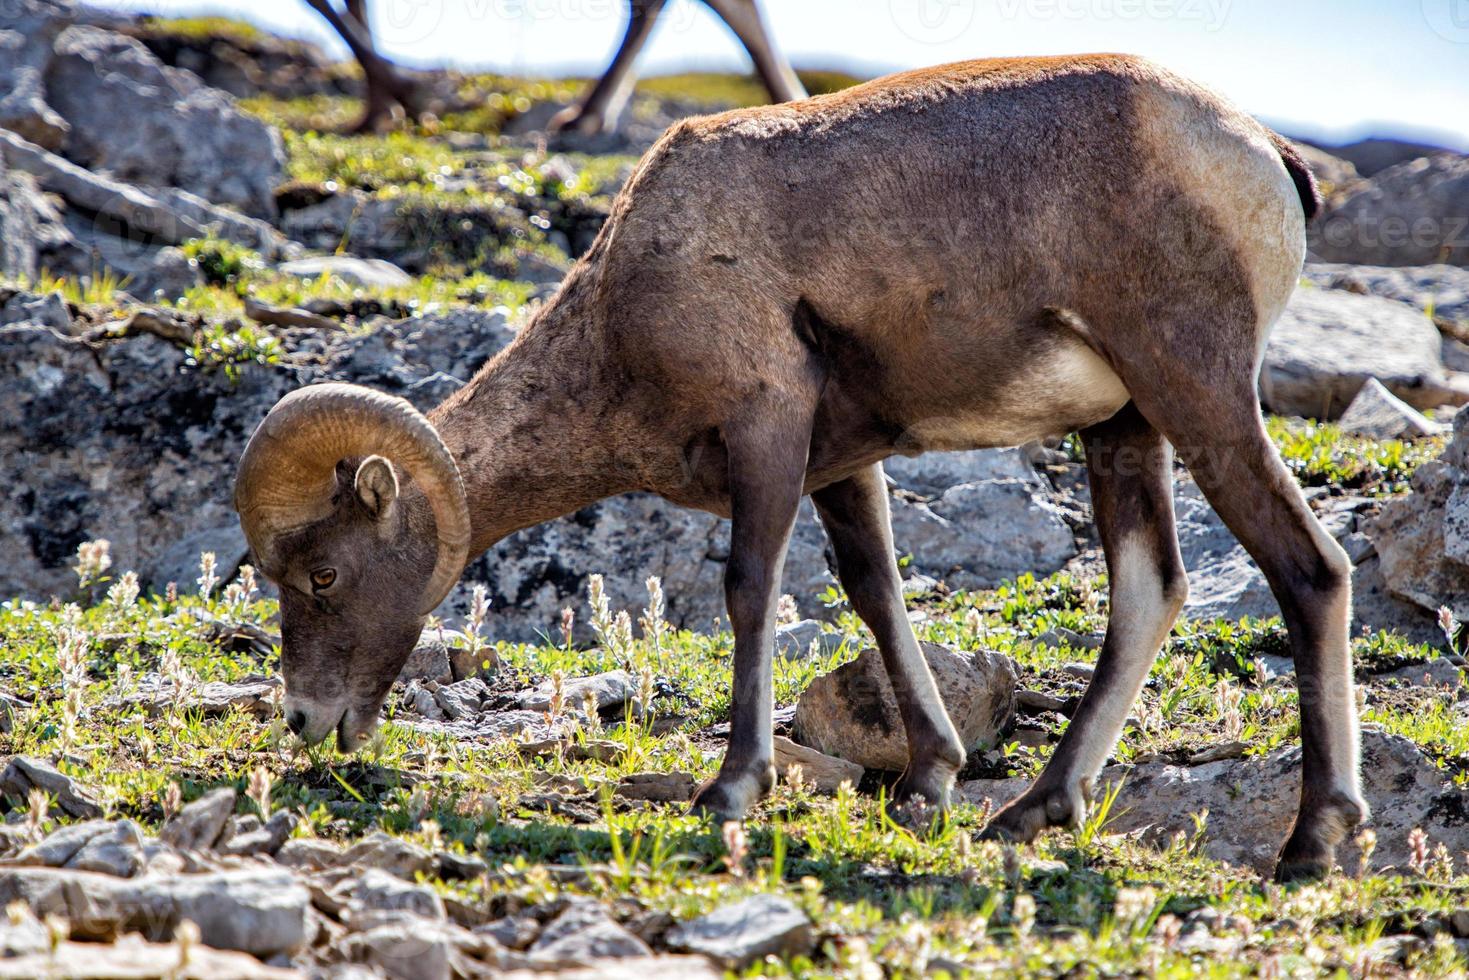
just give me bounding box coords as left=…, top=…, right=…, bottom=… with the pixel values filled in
left=310, top=568, right=337, bottom=591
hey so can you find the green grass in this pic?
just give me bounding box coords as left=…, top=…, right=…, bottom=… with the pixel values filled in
left=3, top=545, right=1465, bottom=975
left=136, top=15, right=266, bottom=44
left=1267, top=416, right=1443, bottom=495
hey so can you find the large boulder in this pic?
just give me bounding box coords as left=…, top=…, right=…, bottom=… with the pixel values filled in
left=0, top=1, right=283, bottom=216
left=1366, top=409, right=1469, bottom=622
left=961, top=729, right=1469, bottom=876
left=0, top=155, right=71, bottom=281
left=1311, top=154, right=1469, bottom=268
left=1260, top=287, right=1458, bottom=419
left=43, top=25, right=282, bottom=216
left=882, top=447, right=1038, bottom=497
left=886, top=473, right=1079, bottom=592
left=1174, top=480, right=1279, bottom=623
left=0, top=303, right=836, bottom=641
left=0, top=307, right=504, bottom=604
left=0, top=866, right=310, bottom=955
left=455, top=495, right=835, bottom=642
left=0, top=0, right=72, bottom=150
left=1303, top=262, right=1469, bottom=330
left=792, top=643, right=1017, bottom=771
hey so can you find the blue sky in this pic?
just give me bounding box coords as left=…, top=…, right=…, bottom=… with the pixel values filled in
left=98, top=0, right=1469, bottom=148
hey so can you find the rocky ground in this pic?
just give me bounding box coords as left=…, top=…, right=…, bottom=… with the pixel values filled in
left=5, top=3, right=1469, bottom=977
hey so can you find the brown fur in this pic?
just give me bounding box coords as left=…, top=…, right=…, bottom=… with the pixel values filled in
left=253, top=54, right=1359, bottom=879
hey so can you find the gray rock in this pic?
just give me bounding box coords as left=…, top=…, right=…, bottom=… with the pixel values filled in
left=455, top=494, right=836, bottom=643
left=220, top=810, right=295, bottom=857
left=792, top=643, right=1017, bottom=771
left=127, top=675, right=280, bottom=719
left=0, top=692, right=27, bottom=734
left=1303, top=262, right=1469, bottom=330
left=0, top=0, right=72, bottom=150
left=519, top=670, right=633, bottom=714
left=1256, top=654, right=1296, bottom=680
left=1034, top=627, right=1102, bottom=650
left=1173, top=478, right=1422, bottom=637
left=887, top=478, right=1078, bottom=591
left=1261, top=287, right=1457, bottom=419
left=339, top=831, right=434, bottom=880
left=964, top=729, right=1469, bottom=875
left=398, top=628, right=454, bottom=684
left=0, top=933, right=298, bottom=978
left=63, top=818, right=144, bottom=876
left=1338, top=378, right=1442, bottom=440
left=1174, top=480, right=1279, bottom=622
left=1367, top=410, right=1469, bottom=621
left=1292, top=143, right=1363, bottom=197
left=159, top=787, right=235, bottom=851
left=1319, top=137, right=1452, bottom=179
left=123, top=868, right=310, bottom=956
left=0, top=902, right=48, bottom=956
left=614, top=771, right=697, bottom=803
left=45, top=25, right=283, bottom=215
left=11, top=818, right=109, bottom=867
left=340, top=918, right=491, bottom=980
left=772, top=734, right=863, bottom=793
left=0, top=755, right=102, bottom=818
left=0, top=310, right=499, bottom=609
left=405, top=680, right=447, bottom=721
left=434, top=677, right=489, bottom=720
left=273, top=836, right=342, bottom=871
left=477, top=914, right=540, bottom=950
left=774, top=619, right=849, bottom=662
left=0, top=162, right=71, bottom=282
left=348, top=867, right=446, bottom=923
left=496, top=957, right=723, bottom=980
left=1379, top=657, right=1464, bottom=689
left=280, top=255, right=412, bottom=288
left=0, top=287, right=70, bottom=333
left=883, top=447, right=1038, bottom=497
left=0, top=865, right=308, bottom=955
left=1311, top=154, right=1469, bottom=267
left=531, top=900, right=652, bottom=961
left=0, top=128, right=206, bottom=245
left=665, top=893, right=814, bottom=970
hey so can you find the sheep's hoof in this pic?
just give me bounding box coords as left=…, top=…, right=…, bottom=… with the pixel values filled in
left=885, top=764, right=956, bottom=830
left=978, top=783, right=1081, bottom=844
left=1274, top=791, right=1365, bottom=882
left=548, top=104, right=607, bottom=136
left=1273, top=852, right=1333, bottom=883
left=688, top=763, right=775, bottom=825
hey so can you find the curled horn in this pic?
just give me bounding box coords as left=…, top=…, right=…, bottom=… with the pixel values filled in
left=233, top=383, right=471, bottom=615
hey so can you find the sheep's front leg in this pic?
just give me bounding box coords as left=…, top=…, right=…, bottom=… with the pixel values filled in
left=689, top=411, right=811, bottom=823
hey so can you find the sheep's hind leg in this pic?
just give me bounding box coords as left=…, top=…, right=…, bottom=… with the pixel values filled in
left=981, top=403, right=1187, bottom=842
left=688, top=408, right=812, bottom=823
left=1143, top=386, right=1364, bottom=881
left=811, top=464, right=966, bottom=820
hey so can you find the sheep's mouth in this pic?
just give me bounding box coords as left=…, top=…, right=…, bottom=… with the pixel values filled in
left=336, top=707, right=379, bottom=754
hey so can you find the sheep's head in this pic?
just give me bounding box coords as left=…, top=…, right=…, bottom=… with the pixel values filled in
left=233, top=383, right=470, bottom=752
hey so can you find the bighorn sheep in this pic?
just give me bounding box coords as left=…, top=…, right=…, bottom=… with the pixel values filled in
left=303, top=0, right=804, bottom=133
left=236, top=54, right=1363, bottom=881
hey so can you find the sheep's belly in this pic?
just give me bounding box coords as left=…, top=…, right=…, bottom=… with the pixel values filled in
left=898, top=343, right=1131, bottom=452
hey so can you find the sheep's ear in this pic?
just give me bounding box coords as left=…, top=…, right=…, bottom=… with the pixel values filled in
left=354, top=455, right=399, bottom=521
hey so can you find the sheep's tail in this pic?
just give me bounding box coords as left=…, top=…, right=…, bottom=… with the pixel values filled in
left=1267, top=131, right=1323, bottom=223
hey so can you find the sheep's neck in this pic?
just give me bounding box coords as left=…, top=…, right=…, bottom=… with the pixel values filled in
left=427, top=298, right=635, bottom=556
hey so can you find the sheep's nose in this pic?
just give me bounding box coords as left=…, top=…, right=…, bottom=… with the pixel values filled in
left=285, top=709, right=307, bottom=736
